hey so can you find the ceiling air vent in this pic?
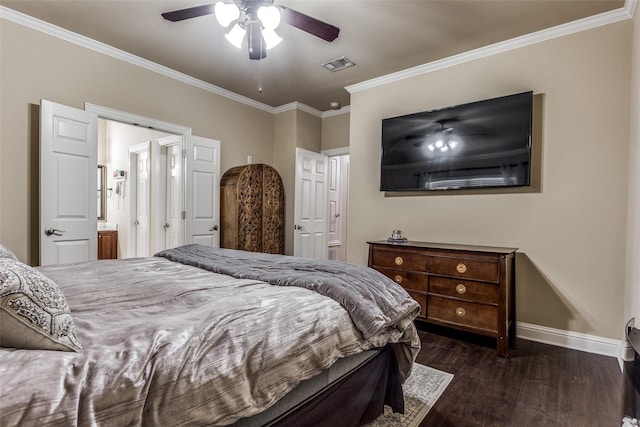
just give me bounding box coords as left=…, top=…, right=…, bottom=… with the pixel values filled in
left=321, top=56, right=355, bottom=72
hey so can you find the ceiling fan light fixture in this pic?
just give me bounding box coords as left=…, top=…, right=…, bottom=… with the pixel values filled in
left=214, top=2, right=240, bottom=27
left=257, top=5, right=281, bottom=30
left=163, top=1, right=340, bottom=60
left=225, top=23, right=246, bottom=48
left=261, top=28, right=282, bottom=49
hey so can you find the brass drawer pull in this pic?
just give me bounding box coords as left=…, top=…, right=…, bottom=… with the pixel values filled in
left=456, top=307, right=466, bottom=317
left=395, top=256, right=404, bottom=266
left=394, top=275, right=403, bottom=284
left=456, top=262, right=467, bottom=274
left=456, top=284, right=466, bottom=294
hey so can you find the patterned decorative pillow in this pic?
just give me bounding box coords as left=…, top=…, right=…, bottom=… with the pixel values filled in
left=0, top=243, right=18, bottom=261
left=0, top=259, right=82, bottom=352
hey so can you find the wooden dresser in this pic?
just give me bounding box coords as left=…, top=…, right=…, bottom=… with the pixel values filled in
left=368, top=241, right=517, bottom=357
left=98, top=230, right=118, bottom=260
left=220, top=164, right=285, bottom=254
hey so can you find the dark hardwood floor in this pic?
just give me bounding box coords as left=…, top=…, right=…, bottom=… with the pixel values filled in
left=414, top=324, right=625, bottom=427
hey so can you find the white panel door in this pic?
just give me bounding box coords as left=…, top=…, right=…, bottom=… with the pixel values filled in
left=40, top=100, right=97, bottom=265
left=327, top=155, right=342, bottom=247
left=164, top=143, right=183, bottom=249
left=185, top=135, right=220, bottom=247
left=294, top=148, right=328, bottom=259
left=135, top=149, right=150, bottom=257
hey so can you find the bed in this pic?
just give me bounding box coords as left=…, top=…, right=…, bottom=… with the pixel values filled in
left=0, top=244, right=421, bottom=426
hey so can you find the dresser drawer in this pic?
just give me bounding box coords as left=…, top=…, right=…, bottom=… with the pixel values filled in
left=428, top=256, right=499, bottom=282
left=368, top=241, right=516, bottom=357
left=428, top=276, right=498, bottom=304
left=408, top=291, right=427, bottom=317
left=428, top=296, right=497, bottom=332
left=371, top=250, right=427, bottom=271
left=376, top=267, right=428, bottom=292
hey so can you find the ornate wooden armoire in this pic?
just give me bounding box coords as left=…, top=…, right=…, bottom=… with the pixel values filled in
left=220, top=164, right=285, bottom=254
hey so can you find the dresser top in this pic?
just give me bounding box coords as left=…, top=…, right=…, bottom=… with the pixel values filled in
left=367, top=240, right=518, bottom=255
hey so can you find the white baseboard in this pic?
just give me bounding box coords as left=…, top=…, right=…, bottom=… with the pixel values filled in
left=516, top=322, right=635, bottom=370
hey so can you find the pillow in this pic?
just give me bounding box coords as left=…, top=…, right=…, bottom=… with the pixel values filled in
left=0, top=243, right=18, bottom=261
left=0, top=259, right=82, bottom=352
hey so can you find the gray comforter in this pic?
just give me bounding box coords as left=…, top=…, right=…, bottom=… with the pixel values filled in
left=0, top=248, right=420, bottom=426
left=156, top=244, right=421, bottom=341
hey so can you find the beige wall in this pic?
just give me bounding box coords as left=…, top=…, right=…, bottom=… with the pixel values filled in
left=0, top=19, right=274, bottom=264
left=296, top=110, right=322, bottom=152
left=348, top=22, right=632, bottom=340
left=626, top=9, right=640, bottom=326
left=321, top=112, right=350, bottom=151
left=273, top=110, right=297, bottom=254
left=272, top=109, right=322, bottom=254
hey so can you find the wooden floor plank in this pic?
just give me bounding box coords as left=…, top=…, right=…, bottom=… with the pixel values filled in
left=414, top=325, right=624, bottom=426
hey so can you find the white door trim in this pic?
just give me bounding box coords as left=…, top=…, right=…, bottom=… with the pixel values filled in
left=321, top=146, right=350, bottom=157
left=84, top=104, right=191, bottom=136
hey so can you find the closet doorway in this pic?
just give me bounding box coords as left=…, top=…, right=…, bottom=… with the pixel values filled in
left=326, top=153, right=349, bottom=262
left=320, top=146, right=350, bottom=262
left=99, top=119, right=180, bottom=258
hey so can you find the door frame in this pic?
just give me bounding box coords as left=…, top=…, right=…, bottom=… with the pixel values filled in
left=85, top=103, right=192, bottom=255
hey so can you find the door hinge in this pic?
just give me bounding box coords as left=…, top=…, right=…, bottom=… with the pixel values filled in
left=182, top=149, right=187, bottom=158
left=181, top=211, right=186, bottom=220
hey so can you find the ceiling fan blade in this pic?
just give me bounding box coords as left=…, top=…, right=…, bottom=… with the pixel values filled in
left=162, top=4, right=215, bottom=22
left=278, top=6, right=339, bottom=42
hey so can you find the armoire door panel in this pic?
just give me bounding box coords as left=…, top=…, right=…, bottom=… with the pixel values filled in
left=220, top=164, right=284, bottom=254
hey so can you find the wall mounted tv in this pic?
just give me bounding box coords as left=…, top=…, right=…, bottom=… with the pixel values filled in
left=380, top=91, right=533, bottom=192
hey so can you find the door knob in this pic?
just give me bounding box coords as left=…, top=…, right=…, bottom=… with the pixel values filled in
left=209, top=225, right=219, bottom=232
left=164, top=223, right=170, bottom=229
left=44, top=228, right=65, bottom=236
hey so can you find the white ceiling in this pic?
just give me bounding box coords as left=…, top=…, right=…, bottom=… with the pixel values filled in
left=0, top=0, right=627, bottom=112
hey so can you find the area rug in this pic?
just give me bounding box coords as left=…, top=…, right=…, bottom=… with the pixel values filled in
left=366, top=363, right=453, bottom=427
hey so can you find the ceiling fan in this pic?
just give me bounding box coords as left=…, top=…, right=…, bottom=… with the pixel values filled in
left=162, top=0, right=340, bottom=60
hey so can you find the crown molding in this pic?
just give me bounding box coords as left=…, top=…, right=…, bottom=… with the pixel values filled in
left=346, top=0, right=637, bottom=94
left=273, top=102, right=323, bottom=117
left=271, top=102, right=351, bottom=119
left=322, top=105, right=351, bottom=119
left=0, top=6, right=277, bottom=114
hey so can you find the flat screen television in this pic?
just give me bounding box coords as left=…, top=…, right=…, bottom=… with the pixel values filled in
left=380, top=91, right=533, bottom=191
